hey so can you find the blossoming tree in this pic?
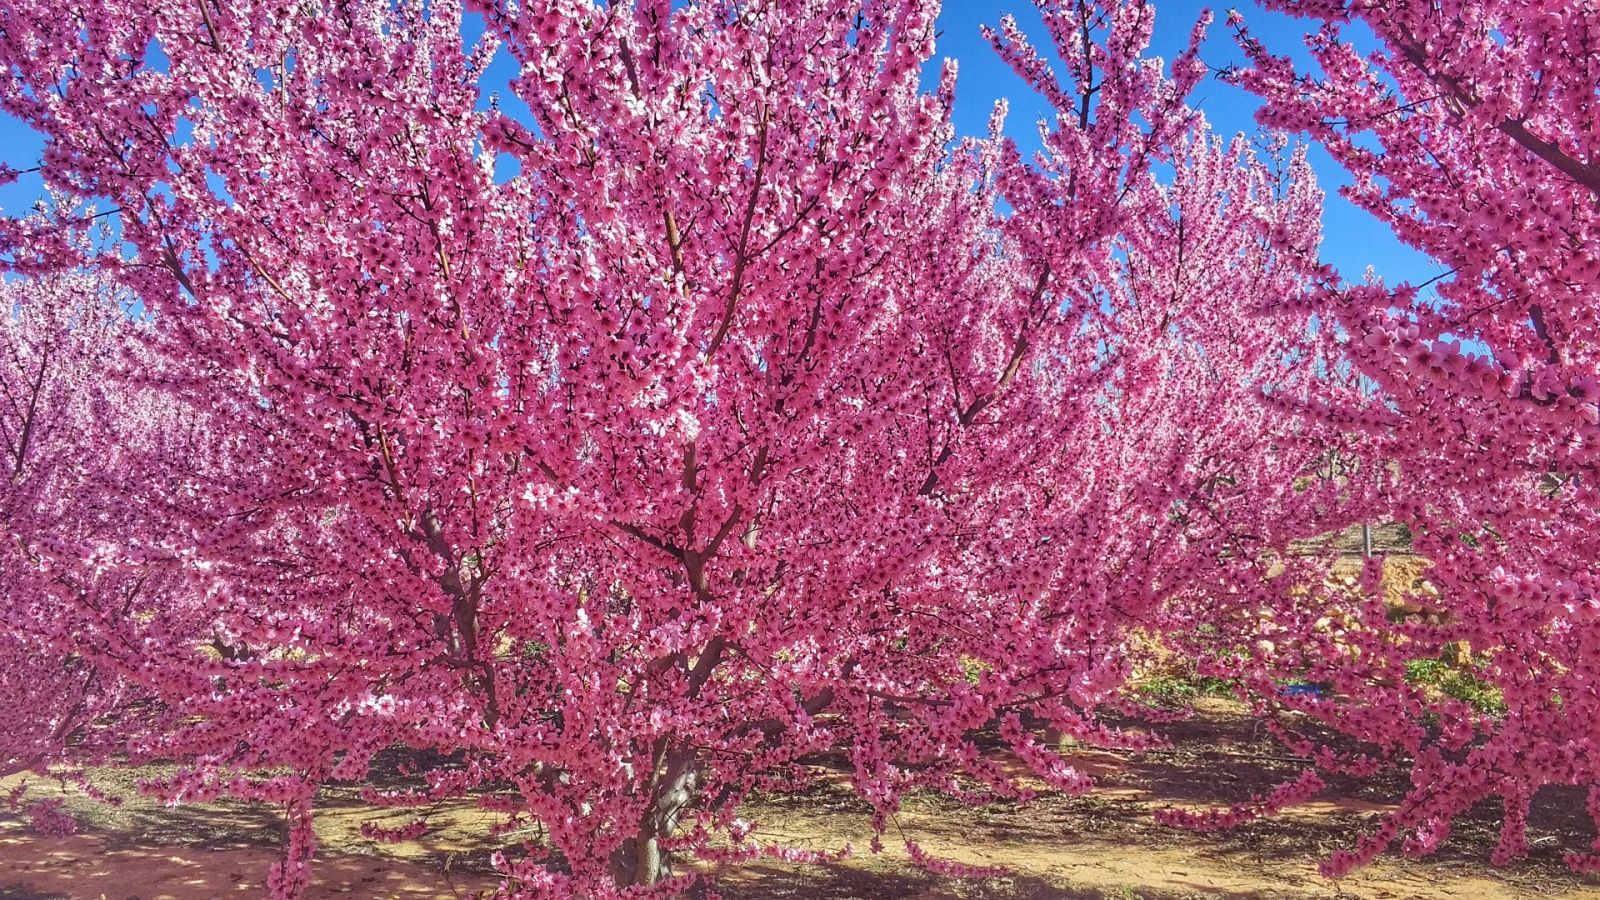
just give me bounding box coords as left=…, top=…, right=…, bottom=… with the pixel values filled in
left=0, top=0, right=1332, bottom=895
left=0, top=265, right=128, bottom=782
left=1187, top=0, right=1600, bottom=875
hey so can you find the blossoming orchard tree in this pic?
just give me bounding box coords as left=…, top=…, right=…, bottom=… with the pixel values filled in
left=0, top=241, right=218, bottom=833
left=1172, top=0, right=1600, bottom=876
left=0, top=0, right=1337, bottom=896
left=0, top=262, right=132, bottom=783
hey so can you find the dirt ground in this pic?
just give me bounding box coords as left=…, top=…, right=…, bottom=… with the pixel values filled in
left=1, top=700, right=1596, bottom=900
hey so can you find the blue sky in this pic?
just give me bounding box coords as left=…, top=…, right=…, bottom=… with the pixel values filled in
left=0, top=0, right=1438, bottom=288
left=924, top=1, right=1436, bottom=287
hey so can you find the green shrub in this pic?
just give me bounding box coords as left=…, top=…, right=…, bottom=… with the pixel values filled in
left=1404, top=656, right=1505, bottom=714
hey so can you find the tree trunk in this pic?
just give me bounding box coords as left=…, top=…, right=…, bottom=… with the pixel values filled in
left=609, top=748, right=699, bottom=887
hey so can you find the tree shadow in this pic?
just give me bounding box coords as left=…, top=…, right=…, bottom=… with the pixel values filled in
left=718, top=859, right=1321, bottom=900
left=0, top=825, right=492, bottom=899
